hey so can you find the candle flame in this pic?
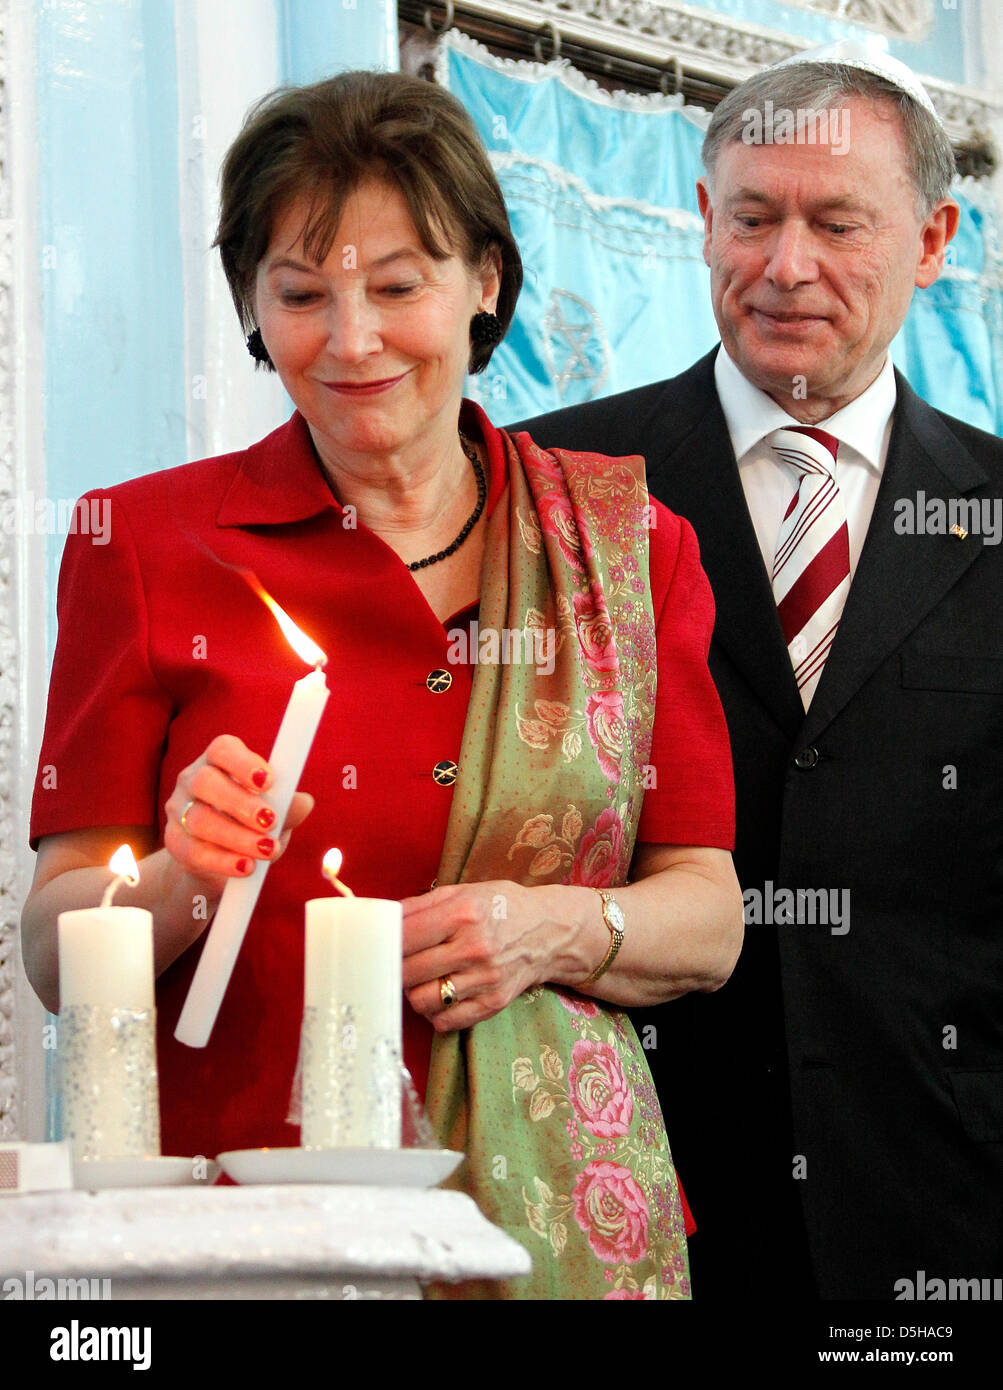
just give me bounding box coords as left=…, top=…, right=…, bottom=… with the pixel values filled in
left=322, top=847, right=355, bottom=898
left=238, top=568, right=327, bottom=668
left=109, top=844, right=140, bottom=885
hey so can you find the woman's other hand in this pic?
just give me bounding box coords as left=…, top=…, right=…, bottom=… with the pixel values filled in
left=401, top=846, right=743, bottom=1033
left=401, top=881, right=591, bottom=1032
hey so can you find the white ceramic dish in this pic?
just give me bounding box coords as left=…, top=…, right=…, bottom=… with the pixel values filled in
left=216, top=1147, right=463, bottom=1188
left=73, top=1155, right=220, bottom=1190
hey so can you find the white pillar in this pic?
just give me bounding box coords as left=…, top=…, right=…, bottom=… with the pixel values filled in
left=976, top=0, right=1003, bottom=229
left=2, top=0, right=49, bottom=1142
left=174, top=0, right=290, bottom=464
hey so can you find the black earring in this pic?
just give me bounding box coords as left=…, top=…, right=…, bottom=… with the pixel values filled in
left=470, top=311, right=503, bottom=347
left=246, top=327, right=273, bottom=368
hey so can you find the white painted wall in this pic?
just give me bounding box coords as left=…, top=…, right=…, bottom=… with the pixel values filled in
left=3, top=0, right=400, bottom=1144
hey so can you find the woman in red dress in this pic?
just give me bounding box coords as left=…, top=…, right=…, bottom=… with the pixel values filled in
left=22, top=72, right=741, bottom=1298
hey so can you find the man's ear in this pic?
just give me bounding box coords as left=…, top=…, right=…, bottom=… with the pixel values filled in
left=915, top=198, right=961, bottom=289
left=696, top=177, right=713, bottom=269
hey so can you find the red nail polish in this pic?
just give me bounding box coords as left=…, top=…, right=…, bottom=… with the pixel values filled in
left=251, top=769, right=268, bottom=789
left=236, top=858, right=252, bottom=874
left=257, top=837, right=275, bottom=857
left=256, top=807, right=275, bottom=829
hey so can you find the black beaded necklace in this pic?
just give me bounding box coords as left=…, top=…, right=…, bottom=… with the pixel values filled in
left=407, top=433, right=487, bottom=572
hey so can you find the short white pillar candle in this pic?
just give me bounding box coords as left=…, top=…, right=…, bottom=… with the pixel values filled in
left=58, top=853, right=160, bottom=1161
left=301, top=897, right=403, bottom=1149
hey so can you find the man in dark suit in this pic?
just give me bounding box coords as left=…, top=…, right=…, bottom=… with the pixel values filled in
left=516, top=48, right=1002, bottom=1299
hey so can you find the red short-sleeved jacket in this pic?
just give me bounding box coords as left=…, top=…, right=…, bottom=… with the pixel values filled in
left=30, top=403, right=734, bottom=1162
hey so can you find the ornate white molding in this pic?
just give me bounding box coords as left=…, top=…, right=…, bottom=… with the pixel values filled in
left=785, top=0, right=932, bottom=42
left=0, top=0, right=19, bottom=1139
left=450, top=1, right=1001, bottom=147
left=458, top=0, right=791, bottom=76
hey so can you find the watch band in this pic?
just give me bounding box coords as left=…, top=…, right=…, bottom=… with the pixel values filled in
left=581, top=887, right=625, bottom=985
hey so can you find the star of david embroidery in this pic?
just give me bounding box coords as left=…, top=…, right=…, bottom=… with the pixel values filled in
left=542, top=289, right=609, bottom=400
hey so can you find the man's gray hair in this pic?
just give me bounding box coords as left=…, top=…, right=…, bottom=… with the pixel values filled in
left=702, top=62, right=955, bottom=217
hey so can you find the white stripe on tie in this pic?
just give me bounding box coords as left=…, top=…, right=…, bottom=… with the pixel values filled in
left=768, top=426, right=851, bottom=710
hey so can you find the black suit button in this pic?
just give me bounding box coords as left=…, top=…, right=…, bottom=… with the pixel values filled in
left=794, top=746, right=820, bottom=770
left=426, top=669, right=452, bottom=693
left=433, top=760, right=458, bottom=786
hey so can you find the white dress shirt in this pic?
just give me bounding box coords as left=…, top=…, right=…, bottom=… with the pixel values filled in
left=713, top=346, right=897, bottom=581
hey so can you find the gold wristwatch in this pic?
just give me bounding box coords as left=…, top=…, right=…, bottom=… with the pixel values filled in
left=581, top=888, right=625, bottom=985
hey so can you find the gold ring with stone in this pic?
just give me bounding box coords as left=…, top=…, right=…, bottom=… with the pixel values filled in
left=180, top=799, right=196, bottom=834
left=439, top=975, right=457, bottom=1008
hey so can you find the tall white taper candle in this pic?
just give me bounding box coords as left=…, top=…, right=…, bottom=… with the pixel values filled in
left=175, top=665, right=330, bottom=1047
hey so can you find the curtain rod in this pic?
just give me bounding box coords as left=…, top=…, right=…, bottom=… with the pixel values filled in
left=399, top=0, right=731, bottom=106
left=398, top=1, right=996, bottom=178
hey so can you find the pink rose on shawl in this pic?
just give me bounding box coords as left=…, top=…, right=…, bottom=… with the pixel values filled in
left=573, top=583, right=617, bottom=675
left=585, top=690, right=624, bottom=782
left=555, top=989, right=601, bottom=1019
left=569, top=1040, right=633, bottom=1137
left=604, top=1289, right=648, bottom=1300
left=572, top=1161, right=650, bottom=1265
left=567, top=808, right=623, bottom=889
left=537, top=492, right=593, bottom=573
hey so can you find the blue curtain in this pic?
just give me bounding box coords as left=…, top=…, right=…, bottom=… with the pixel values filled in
left=441, top=32, right=1003, bottom=436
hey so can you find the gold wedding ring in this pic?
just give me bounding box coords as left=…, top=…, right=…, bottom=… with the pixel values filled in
left=180, top=799, right=196, bottom=834
left=439, top=975, right=457, bottom=1008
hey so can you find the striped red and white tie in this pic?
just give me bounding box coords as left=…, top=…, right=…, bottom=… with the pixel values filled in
left=769, top=426, right=850, bottom=709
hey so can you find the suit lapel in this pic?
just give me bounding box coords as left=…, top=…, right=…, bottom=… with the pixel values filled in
left=645, top=353, right=805, bottom=741
left=803, top=373, right=991, bottom=738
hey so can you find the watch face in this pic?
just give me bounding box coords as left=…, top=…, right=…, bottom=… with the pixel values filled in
left=606, top=898, right=626, bottom=933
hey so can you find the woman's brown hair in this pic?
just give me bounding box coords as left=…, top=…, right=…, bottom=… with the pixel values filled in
left=215, top=70, right=522, bottom=373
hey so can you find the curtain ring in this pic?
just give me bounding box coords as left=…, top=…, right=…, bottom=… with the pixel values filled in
left=533, top=21, right=562, bottom=63
left=659, top=58, right=683, bottom=97
left=423, top=0, right=454, bottom=35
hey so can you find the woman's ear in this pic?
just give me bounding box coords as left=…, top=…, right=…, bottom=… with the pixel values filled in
left=478, top=247, right=502, bottom=313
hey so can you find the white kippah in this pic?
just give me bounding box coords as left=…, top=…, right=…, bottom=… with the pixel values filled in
left=772, top=38, right=941, bottom=124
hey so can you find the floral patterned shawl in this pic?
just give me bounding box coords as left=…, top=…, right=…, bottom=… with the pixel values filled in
left=424, top=429, right=690, bottom=1300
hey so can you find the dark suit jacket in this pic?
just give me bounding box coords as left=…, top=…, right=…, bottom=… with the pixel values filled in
left=515, top=349, right=1003, bottom=1299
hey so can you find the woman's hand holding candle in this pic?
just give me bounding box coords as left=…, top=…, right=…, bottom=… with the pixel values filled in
left=28, top=582, right=328, bottom=1041
left=21, top=736, right=315, bottom=1016
left=163, top=733, right=315, bottom=897
left=176, top=649, right=330, bottom=1047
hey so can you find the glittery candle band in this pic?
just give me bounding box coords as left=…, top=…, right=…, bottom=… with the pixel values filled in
left=300, top=1003, right=402, bottom=1149
left=60, top=1006, right=161, bottom=1161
